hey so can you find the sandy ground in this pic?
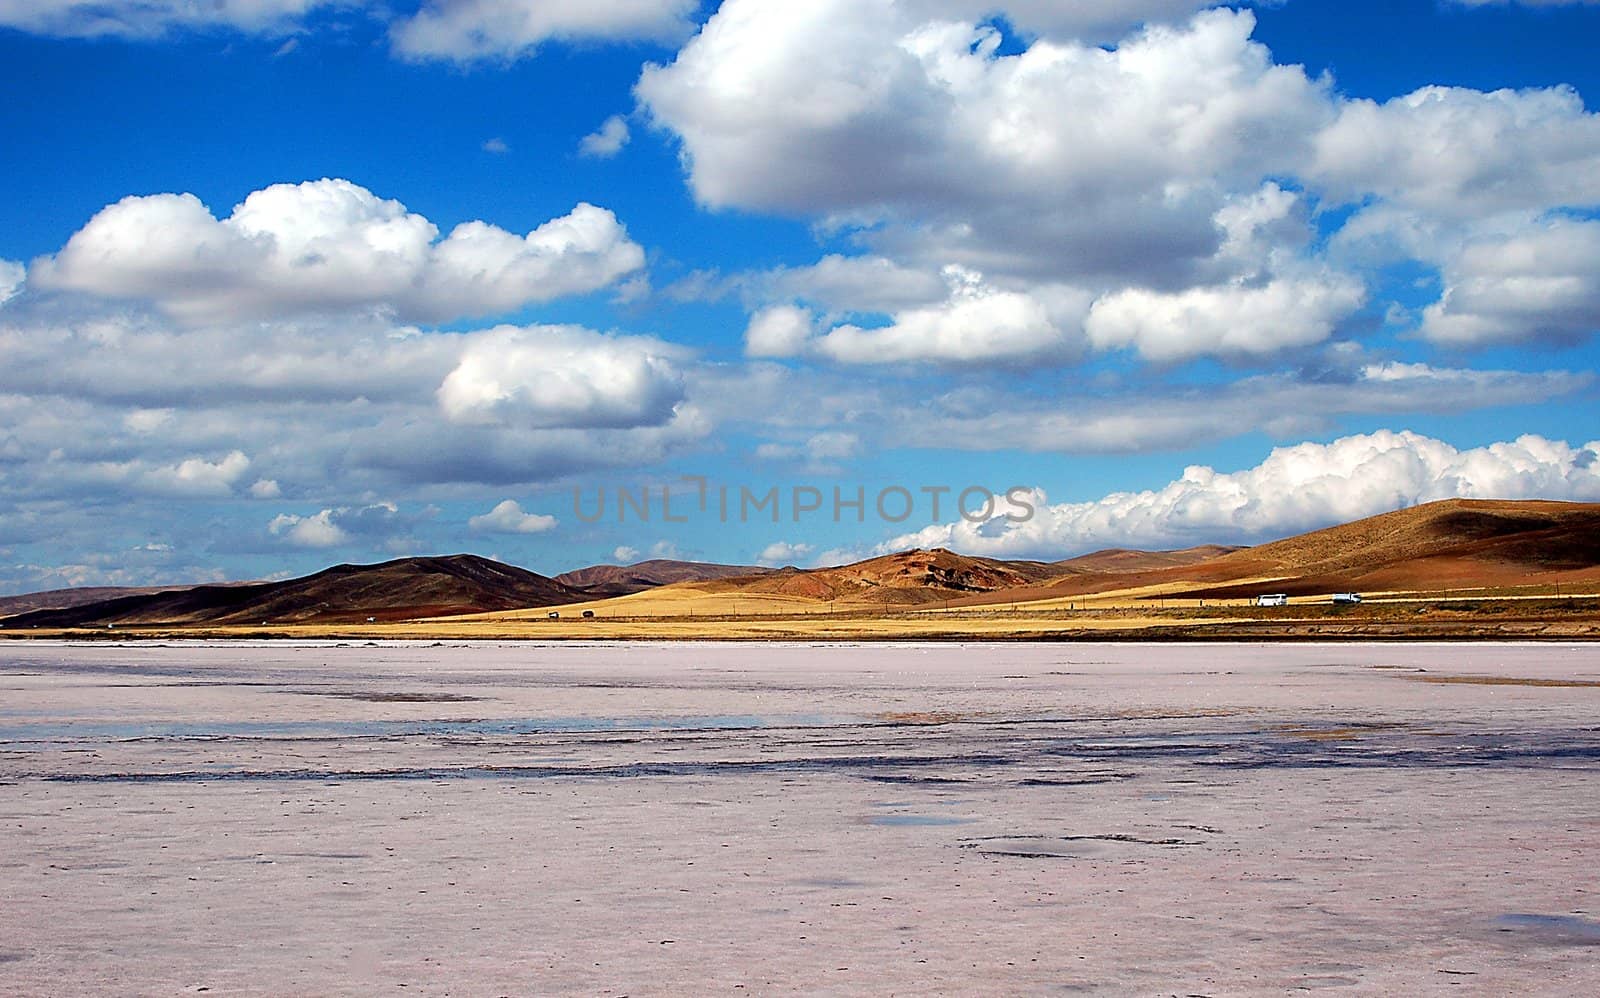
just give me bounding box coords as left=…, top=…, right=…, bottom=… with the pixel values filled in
left=3, top=641, right=1600, bottom=995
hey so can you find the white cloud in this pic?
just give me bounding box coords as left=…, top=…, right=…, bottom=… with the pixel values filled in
left=880, top=430, right=1600, bottom=558
left=1086, top=272, right=1366, bottom=361
left=1419, top=217, right=1600, bottom=346
left=391, top=0, right=697, bottom=62
left=755, top=431, right=862, bottom=466
left=266, top=501, right=404, bottom=549
left=0, top=260, right=23, bottom=306
left=249, top=478, right=283, bottom=499
left=0, top=0, right=339, bottom=39
left=437, top=324, right=686, bottom=429
left=1311, top=85, right=1600, bottom=219
left=580, top=115, right=632, bottom=158
left=745, top=305, right=816, bottom=358
left=639, top=5, right=1331, bottom=285
left=814, top=266, right=1088, bottom=365
left=469, top=498, right=558, bottom=534
left=482, top=136, right=510, bottom=154
left=268, top=509, right=348, bottom=549
left=139, top=450, right=252, bottom=497
left=612, top=545, right=641, bottom=563
left=31, top=180, right=645, bottom=324
left=649, top=540, right=679, bottom=559
left=758, top=541, right=813, bottom=566
left=757, top=254, right=947, bottom=315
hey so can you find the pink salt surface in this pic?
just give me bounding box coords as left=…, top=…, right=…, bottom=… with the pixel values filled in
left=1, top=640, right=1599, bottom=994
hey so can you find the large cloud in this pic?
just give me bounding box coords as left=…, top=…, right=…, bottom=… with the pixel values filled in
left=1086, top=272, right=1366, bottom=361
left=639, top=5, right=1331, bottom=284
left=1419, top=218, right=1600, bottom=346
left=29, top=180, right=645, bottom=324
left=879, top=430, right=1600, bottom=558
left=391, top=0, right=698, bottom=62
left=645, top=3, right=1600, bottom=357
left=437, top=325, right=686, bottom=428
left=1311, top=85, right=1600, bottom=219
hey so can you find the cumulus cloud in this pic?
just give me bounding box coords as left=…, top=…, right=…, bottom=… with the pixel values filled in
left=612, top=545, right=641, bottom=562
left=1086, top=272, right=1366, bottom=361
left=138, top=450, right=253, bottom=497
left=880, top=430, right=1600, bottom=558
left=391, top=0, right=698, bottom=62
left=31, top=180, right=645, bottom=324
left=468, top=499, right=558, bottom=534
left=1419, top=218, right=1600, bottom=346
left=1311, top=85, right=1600, bottom=219
left=268, top=509, right=349, bottom=548
left=813, top=267, right=1088, bottom=365
left=0, top=260, right=23, bottom=306
left=437, top=324, right=686, bottom=429
left=745, top=305, right=816, bottom=358
left=580, top=115, right=632, bottom=158
left=62, top=450, right=254, bottom=499
left=267, top=501, right=405, bottom=549
left=644, top=4, right=1600, bottom=363
left=639, top=5, right=1331, bottom=285
left=758, top=541, right=813, bottom=566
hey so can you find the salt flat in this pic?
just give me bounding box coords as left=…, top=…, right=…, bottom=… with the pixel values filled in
left=2, top=641, right=1598, bottom=995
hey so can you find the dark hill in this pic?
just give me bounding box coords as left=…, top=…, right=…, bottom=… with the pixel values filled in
left=2, top=555, right=581, bottom=628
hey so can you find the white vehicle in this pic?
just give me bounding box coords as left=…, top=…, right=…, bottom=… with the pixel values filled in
left=1332, top=593, right=1363, bottom=605
left=1254, top=594, right=1289, bottom=607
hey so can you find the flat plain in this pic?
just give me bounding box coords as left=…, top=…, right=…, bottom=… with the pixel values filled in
left=2, top=641, right=1599, bottom=994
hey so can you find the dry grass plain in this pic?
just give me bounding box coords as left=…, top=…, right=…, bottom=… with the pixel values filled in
left=8, top=582, right=1598, bottom=643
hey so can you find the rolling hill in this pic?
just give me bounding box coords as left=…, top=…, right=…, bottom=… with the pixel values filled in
left=1154, top=499, right=1600, bottom=599
left=555, top=559, right=773, bottom=598
left=2, top=555, right=582, bottom=628
left=8, top=499, right=1599, bottom=630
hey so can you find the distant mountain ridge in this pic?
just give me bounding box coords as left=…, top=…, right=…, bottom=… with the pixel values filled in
left=3, top=555, right=582, bottom=628
left=6, top=500, right=1600, bottom=628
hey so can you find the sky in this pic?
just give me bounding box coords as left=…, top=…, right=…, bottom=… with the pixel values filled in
left=2, top=0, right=1600, bottom=592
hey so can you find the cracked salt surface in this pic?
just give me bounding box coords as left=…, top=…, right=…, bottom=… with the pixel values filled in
left=2, top=640, right=1599, bottom=993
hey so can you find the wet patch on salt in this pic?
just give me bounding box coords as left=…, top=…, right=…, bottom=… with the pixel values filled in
left=1494, top=913, right=1600, bottom=945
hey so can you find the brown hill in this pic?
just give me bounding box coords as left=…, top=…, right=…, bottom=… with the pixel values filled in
left=1156, top=499, right=1600, bottom=599
left=556, top=559, right=773, bottom=598
left=0, top=585, right=207, bottom=617
left=698, top=548, right=1061, bottom=606
left=1053, top=545, right=1243, bottom=575
left=3, top=555, right=582, bottom=628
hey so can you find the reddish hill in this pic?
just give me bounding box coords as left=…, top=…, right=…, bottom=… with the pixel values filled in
left=707, top=549, right=1061, bottom=606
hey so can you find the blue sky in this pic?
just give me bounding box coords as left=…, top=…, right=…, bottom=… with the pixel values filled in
left=2, top=0, right=1599, bottom=591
